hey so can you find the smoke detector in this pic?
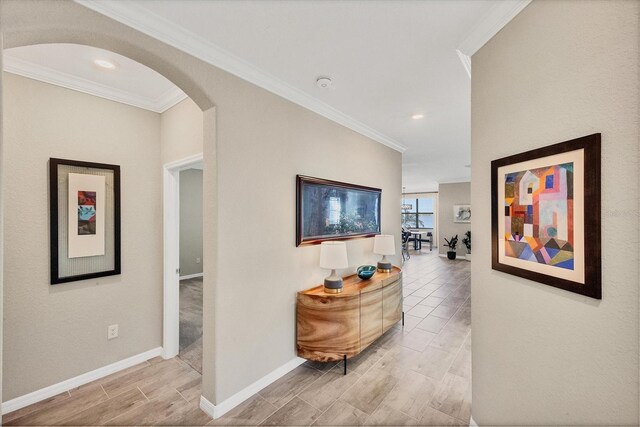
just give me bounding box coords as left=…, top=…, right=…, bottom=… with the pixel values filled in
left=316, top=76, right=332, bottom=89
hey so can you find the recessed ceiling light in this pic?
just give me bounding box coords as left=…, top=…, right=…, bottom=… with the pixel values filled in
left=94, top=59, right=116, bottom=70
left=316, top=76, right=332, bottom=89
left=411, top=113, right=424, bottom=120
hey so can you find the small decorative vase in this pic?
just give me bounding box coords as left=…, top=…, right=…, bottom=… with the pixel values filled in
left=357, top=265, right=376, bottom=280
left=447, top=251, right=457, bottom=260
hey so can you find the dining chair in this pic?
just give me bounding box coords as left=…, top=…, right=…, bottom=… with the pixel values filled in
left=401, top=230, right=412, bottom=262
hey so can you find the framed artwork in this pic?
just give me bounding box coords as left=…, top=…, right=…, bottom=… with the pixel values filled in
left=453, top=204, right=471, bottom=223
left=491, top=133, right=601, bottom=299
left=50, top=158, right=121, bottom=284
left=296, top=175, right=381, bottom=246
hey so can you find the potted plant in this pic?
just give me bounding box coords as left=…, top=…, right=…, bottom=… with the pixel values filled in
left=444, top=235, right=458, bottom=260
left=462, top=230, right=471, bottom=262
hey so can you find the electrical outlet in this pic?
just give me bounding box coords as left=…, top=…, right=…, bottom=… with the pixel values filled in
left=108, top=324, right=119, bottom=340
left=196, top=257, right=201, bottom=264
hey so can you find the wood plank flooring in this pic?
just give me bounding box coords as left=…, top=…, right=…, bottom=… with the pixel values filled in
left=3, top=250, right=471, bottom=426
left=179, top=277, right=204, bottom=374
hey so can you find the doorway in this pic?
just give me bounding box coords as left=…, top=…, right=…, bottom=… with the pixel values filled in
left=163, top=153, right=204, bottom=369
left=177, top=167, right=204, bottom=373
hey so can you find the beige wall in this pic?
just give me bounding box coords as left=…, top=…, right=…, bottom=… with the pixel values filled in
left=2, top=73, right=163, bottom=400
left=471, top=1, right=639, bottom=425
left=215, top=92, right=402, bottom=400
left=160, top=97, right=203, bottom=165
left=180, top=169, right=203, bottom=277
left=437, top=182, right=470, bottom=257
left=1, top=0, right=402, bottom=407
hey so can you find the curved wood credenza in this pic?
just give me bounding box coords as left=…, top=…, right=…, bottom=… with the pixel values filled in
left=296, top=266, right=402, bottom=362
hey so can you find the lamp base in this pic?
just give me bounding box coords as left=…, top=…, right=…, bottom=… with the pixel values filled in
left=377, top=260, right=392, bottom=273
left=324, top=277, right=343, bottom=294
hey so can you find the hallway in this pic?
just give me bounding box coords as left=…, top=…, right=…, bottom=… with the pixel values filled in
left=2, top=251, right=471, bottom=426
left=178, top=277, right=204, bottom=374
left=215, top=251, right=472, bottom=426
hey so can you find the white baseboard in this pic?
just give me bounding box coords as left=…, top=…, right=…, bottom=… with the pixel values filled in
left=200, top=395, right=216, bottom=419
left=470, top=415, right=479, bottom=426
left=200, top=357, right=306, bottom=419
left=1, top=346, right=162, bottom=415
left=179, top=273, right=204, bottom=280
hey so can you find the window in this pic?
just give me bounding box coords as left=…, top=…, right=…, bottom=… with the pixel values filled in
left=402, top=194, right=436, bottom=232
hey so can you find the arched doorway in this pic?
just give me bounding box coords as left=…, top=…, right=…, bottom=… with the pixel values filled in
left=1, top=5, right=218, bottom=418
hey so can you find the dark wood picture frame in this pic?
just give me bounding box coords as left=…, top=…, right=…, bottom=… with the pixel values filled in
left=491, top=133, right=601, bottom=299
left=50, top=158, right=121, bottom=284
left=296, top=175, right=381, bottom=246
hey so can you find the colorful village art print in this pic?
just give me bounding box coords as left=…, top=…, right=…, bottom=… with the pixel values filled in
left=491, top=134, right=601, bottom=299
left=504, top=163, right=574, bottom=269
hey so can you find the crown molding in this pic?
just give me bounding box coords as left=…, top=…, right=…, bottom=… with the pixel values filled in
left=156, top=85, right=189, bottom=113
left=3, top=54, right=186, bottom=113
left=75, top=0, right=407, bottom=153
left=438, top=178, right=471, bottom=186
left=456, top=50, right=471, bottom=79
left=458, top=0, right=532, bottom=57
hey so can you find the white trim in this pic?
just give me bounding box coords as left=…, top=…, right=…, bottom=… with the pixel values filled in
left=457, top=0, right=532, bottom=57
left=156, top=86, right=189, bottom=113
left=438, top=179, right=472, bottom=186
left=199, top=396, right=217, bottom=419
left=456, top=50, right=471, bottom=78
left=180, top=273, right=203, bottom=281
left=163, top=153, right=204, bottom=360
left=3, top=55, right=187, bottom=113
left=199, top=357, right=306, bottom=419
left=162, top=166, right=180, bottom=359
left=470, top=415, right=479, bottom=426
left=74, top=0, right=406, bottom=153
left=1, top=347, right=162, bottom=415
left=164, top=153, right=205, bottom=171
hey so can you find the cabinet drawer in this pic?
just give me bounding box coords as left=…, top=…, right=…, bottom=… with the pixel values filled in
left=297, top=294, right=360, bottom=361
left=360, top=287, right=383, bottom=350
left=383, top=279, right=402, bottom=332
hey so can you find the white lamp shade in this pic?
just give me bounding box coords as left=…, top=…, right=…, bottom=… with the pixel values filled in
left=373, top=234, right=395, bottom=256
left=319, top=241, right=348, bottom=269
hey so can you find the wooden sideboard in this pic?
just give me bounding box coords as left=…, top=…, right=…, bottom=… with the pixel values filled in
left=296, top=266, right=402, bottom=363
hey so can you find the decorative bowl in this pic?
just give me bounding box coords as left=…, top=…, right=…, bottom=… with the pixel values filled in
left=357, top=265, right=376, bottom=280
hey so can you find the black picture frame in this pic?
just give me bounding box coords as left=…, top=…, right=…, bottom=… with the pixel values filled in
left=296, top=175, right=381, bottom=246
left=491, top=133, right=601, bottom=299
left=49, top=158, right=121, bottom=284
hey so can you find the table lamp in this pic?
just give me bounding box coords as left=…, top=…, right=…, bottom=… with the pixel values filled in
left=373, top=234, right=395, bottom=272
left=320, top=241, right=348, bottom=293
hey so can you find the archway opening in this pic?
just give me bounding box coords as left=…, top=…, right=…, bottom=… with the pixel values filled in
left=1, top=41, right=215, bottom=423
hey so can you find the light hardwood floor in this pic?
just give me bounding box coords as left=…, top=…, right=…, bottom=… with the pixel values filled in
left=179, top=277, right=204, bottom=374
left=3, top=250, right=471, bottom=426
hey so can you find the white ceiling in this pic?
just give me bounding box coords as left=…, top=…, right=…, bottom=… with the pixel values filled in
left=3, top=43, right=186, bottom=113
left=115, top=0, right=494, bottom=192
left=5, top=1, right=530, bottom=192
